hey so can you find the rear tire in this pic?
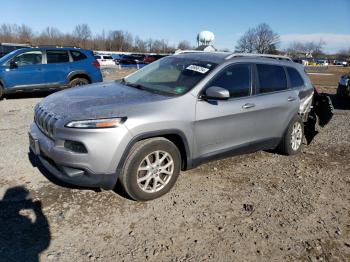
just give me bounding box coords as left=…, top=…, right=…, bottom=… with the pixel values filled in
left=278, top=115, right=304, bottom=155
left=0, top=85, right=4, bottom=100
left=69, top=77, right=89, bottom=88
left=119, top=137, right=181, bottom=201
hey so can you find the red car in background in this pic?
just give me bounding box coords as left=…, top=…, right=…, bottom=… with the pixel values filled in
left=143, top=54, right=167, bottom=64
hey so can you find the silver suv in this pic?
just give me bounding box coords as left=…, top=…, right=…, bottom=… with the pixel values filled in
left=29, top=52, right=316, bottom=201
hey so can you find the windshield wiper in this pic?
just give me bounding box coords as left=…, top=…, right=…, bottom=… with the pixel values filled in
left=121, top=79, right=145, bottom=90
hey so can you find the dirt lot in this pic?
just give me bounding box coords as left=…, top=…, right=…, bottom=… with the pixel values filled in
left=0, top=66, right=349, bottom=261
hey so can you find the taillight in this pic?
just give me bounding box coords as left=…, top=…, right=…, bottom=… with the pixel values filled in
left=92, top=60, right=100, bottom=68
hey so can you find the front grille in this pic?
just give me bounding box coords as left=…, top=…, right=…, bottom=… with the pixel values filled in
left=34, top=106, right=59, bottom=138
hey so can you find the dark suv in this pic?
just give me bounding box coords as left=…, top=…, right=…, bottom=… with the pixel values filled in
left=0, top=47, right=102, bottom=99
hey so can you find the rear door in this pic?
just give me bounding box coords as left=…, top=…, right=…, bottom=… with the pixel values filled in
left=3, top=50, right=44, bottom=89
left=42, top=50, right=71, bottom=86
left=194, top=63, right=260, bottom=157
left=251, top=63, right=299, bottom=142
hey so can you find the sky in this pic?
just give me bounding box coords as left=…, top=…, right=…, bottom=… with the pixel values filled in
left=1, top=0, right=350, bottom=53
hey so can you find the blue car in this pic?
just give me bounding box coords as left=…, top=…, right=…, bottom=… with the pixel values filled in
left=0, top=47, right=103, bottom=99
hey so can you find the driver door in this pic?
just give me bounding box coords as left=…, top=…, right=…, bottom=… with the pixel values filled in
left=4, top=50, right=44, bottom=89
left=194, top=63, right=259, bottom=158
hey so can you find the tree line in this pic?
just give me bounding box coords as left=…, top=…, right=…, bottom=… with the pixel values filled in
left=0, top=23, right=187, bottom=53
left=235, top=23, right=349, bottom=59
left=1, top=22, right=348, bottom=57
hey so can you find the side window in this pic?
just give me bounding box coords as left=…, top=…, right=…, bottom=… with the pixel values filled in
left=209, top=64, right=251, bottom=98
left=46, top=50, right=70, bottom=64
left=71, top=51, right=87, bottom=61
left=287, top=67, right=305, bottom=88
left=257, top=64, right=287, bottom=93
left=11, top=51, right=43, bottom=66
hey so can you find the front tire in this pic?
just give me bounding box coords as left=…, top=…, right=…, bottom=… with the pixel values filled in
left=278, top=115, right=304, bottom=155
left=69, top=78, right=89, bottom=88
left=119, top=138, right=181, bottom=201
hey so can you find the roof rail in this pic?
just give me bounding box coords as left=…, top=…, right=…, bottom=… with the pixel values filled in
left=0, top=42, right=31, bottom=47
left=225, top=53, right=292, bottom=61
left=31, top=45, right=81, bottom=49
left=174, top=50, right=228, bottom=55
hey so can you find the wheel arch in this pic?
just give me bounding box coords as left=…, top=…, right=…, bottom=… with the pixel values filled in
left=67, top=71, right=92, bottom=83
left=0, top=79, right=5, bottom=88
left=116, top=129, right=192, bottom=178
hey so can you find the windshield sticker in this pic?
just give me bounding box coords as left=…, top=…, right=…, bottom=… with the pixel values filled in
left=186, top=65, right=209, bottom=74
left=174, top=87, right=186, bottom=93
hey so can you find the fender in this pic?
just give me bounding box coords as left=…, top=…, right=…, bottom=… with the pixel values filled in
left=116, top=129, right=193, bottom=178
left=66, top=70, right=92, bottom=83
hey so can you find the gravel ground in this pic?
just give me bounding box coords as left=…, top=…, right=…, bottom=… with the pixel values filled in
left=0, top=67, right=349, bottom=261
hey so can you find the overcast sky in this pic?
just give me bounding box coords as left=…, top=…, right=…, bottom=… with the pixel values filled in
left=1, top=0, right=350, bottom=53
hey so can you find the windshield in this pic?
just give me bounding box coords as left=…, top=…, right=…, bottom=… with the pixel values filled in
left=124, top=56, right=217, bottom=95
left=0, top=49, right=20, bottom=65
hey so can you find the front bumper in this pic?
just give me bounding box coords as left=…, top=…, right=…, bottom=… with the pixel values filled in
left=29, top=122, right=132, bottom=189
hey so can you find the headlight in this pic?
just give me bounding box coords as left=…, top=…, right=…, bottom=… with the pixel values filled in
left=65, top=117, right=125, bottom=129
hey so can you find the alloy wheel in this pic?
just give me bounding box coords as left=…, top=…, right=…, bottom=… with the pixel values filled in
left=137, top=150, right=174, bottom=193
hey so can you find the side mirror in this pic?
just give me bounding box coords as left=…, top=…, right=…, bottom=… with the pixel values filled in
left=204, top=86, right=230, bottom=100
left=9, top=61, right=18, bottom=69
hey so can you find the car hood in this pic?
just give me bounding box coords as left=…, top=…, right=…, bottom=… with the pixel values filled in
left=39, top=81, right=171, bottom=120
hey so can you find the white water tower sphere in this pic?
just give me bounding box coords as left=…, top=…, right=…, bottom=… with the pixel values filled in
left=197, top=31, right=215, bottom=46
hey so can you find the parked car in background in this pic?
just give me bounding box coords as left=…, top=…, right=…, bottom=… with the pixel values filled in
left=316, top=59, right=329, bottom=66
left=94, top=54, right=116, bottom=67
left=335, top=60, right=349, bottom=67
left=28, top=52, right=332, bottom=201
left=337, top=74, right=350, bottom=98
left=118, top=54, right=144, bottom=65
left=130, top=54, right=146, bottom=63
left=0, top=43, right=31, bottom=58
left=143, top=54, right=167, bottom=64
left=293, top=58, right=310, bottom=66
left=111, top=54, right=124, bottom=64
left=0, top=46, right=102, bottom=99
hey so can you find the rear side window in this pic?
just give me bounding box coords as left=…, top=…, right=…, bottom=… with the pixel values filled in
left=103, top=55, right=113, bottom=59
left=47, top=50, right=69, bottom=64
left=210, top=64, right=251, bottom=98
left=287, top=67, right=305, bottom=87
left=257, top=64, right=287, bottom=93
left=94, top=55, right=101, bottom=59
left=71, top=51, right=87, bottom=61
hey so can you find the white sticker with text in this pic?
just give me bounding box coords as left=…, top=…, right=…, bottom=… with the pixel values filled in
left=186, top=65, right=209, bottom=74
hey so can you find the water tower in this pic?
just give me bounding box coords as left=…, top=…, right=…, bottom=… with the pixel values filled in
left=197, top=31, right=215, bottom=46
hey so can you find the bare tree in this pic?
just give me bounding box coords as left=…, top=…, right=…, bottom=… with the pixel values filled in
left=73, top=24, right=91, bottom=48
left=36, top=27, right=63, bottom=45
left=0, top=22, right=179, bottom=53
left=17, top=24, right=33, bottom=44
left=235, top=23, right=279, bottom=54
left=134, top=37, right=147, bottom=52
left=177, top=40, right=191, bottom=50
left=336, top=48, right=350, bottom=59
left=0, top=24, right=18, bottom=42
left=146, top=38, right=154, bottom=52
left=286, top=40, right=326, bottom=58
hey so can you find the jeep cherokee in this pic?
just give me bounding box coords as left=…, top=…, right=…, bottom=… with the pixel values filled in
left=29, top=52, right=321, bottom=201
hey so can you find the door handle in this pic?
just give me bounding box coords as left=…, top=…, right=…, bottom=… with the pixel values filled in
left=242, top=103, right=255, bottom=109
left=287, top=97, right=296, bottom=101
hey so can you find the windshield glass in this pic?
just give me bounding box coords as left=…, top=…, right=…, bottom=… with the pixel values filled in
left=124, top=56, right=217, bottom=95
left=0, top=49, right=20, bottom=64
